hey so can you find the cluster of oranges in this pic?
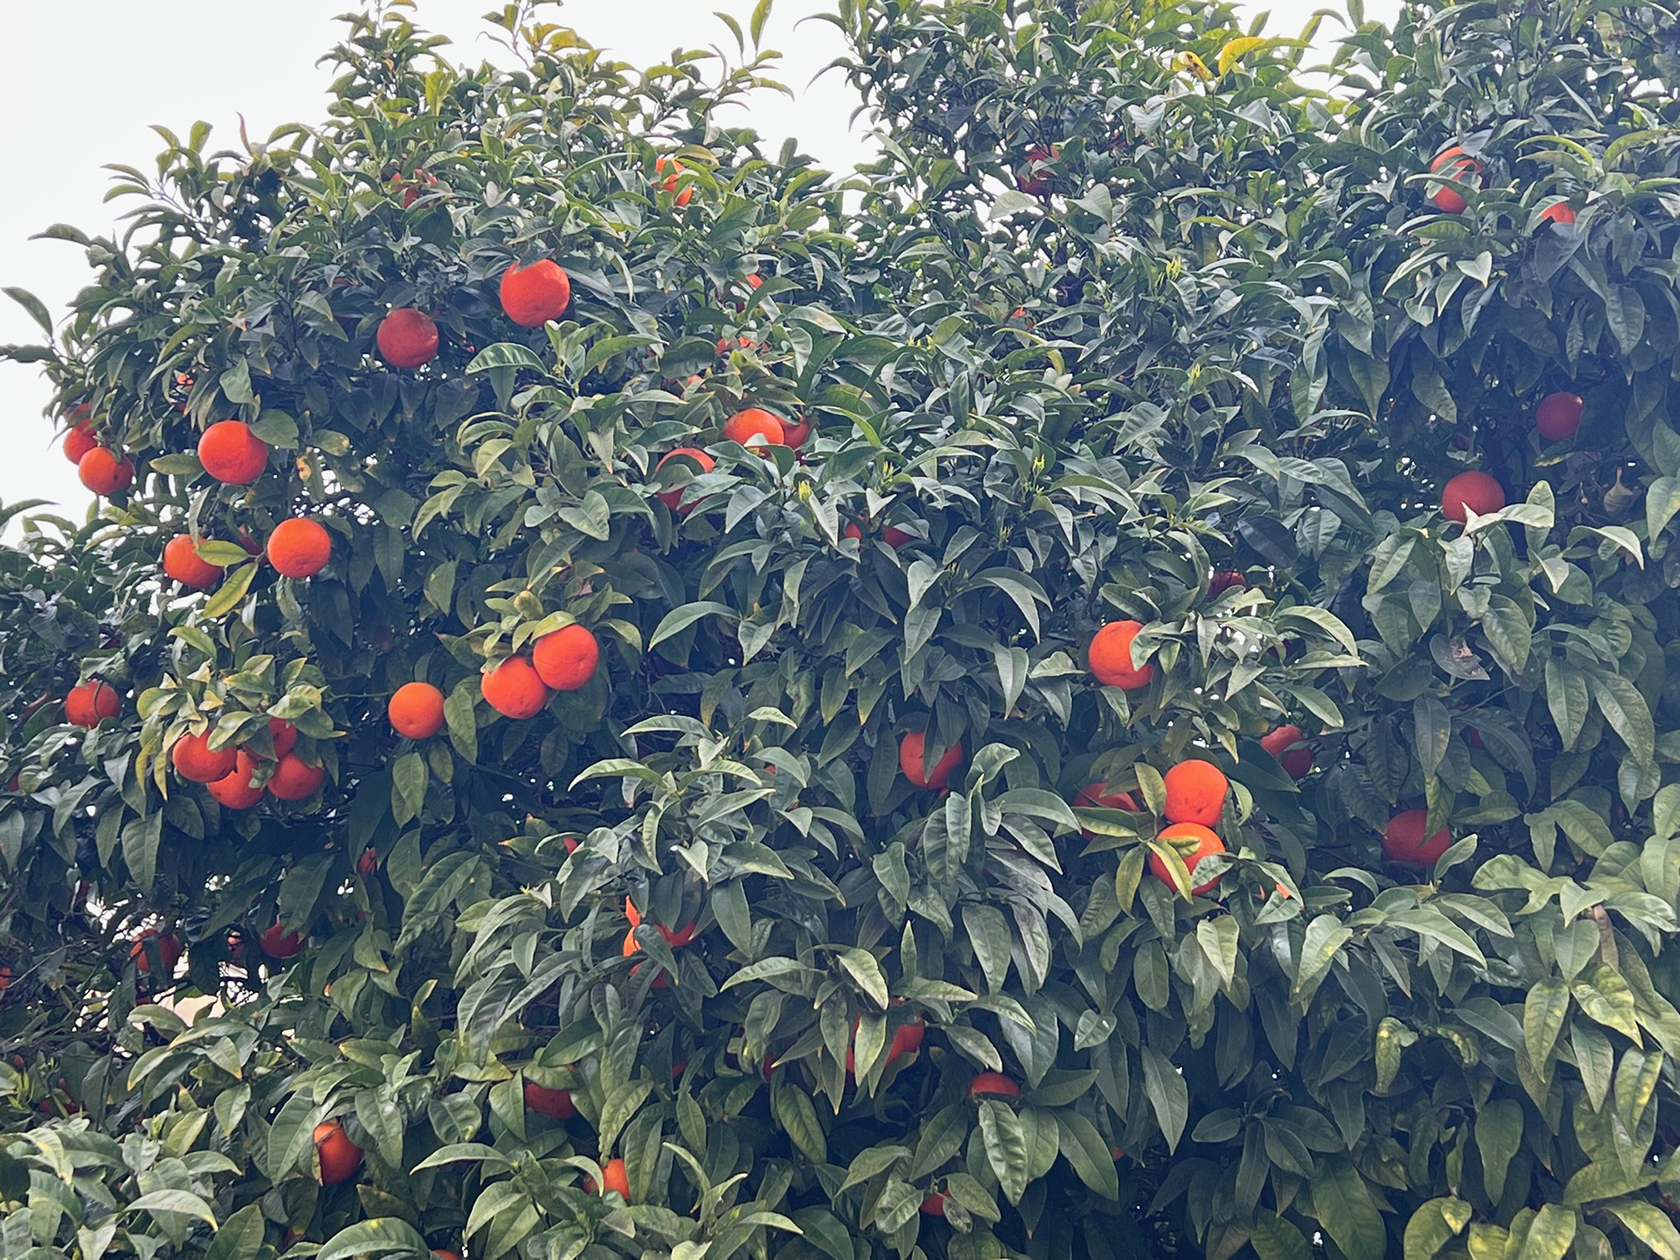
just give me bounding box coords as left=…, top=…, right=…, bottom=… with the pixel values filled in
left=172, top=718, right=321, bottom=810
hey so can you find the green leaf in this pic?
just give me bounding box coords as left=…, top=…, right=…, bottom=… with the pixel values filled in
left=1140, top=1045, right=1188, bottom=1152
left=1251, top=1215, right=1313, bottom=1260
left=1294, top=914, right=1352, bottom=997
left=465, top=343, right=549, bottom=373
left=125, top=1190, right=218, bottom=1228
left=1055, top=1111, right=1119, bottom=1200
left=1647, top=476, right=1680, bottom=541
left=1313, top=1157, right=1387, bottom=1260
left=201, top=1205, right=265, bottom=1260
left=1604, top=1198, right=1680, bottom=1259
left=1403, top=1197, right=1471, bottom=1260
left=201, top=562, right=258, bottom=619
left=3, top=286, right=53, bottom=337
left=1523, top=978, right=1571, bottom=1080
left=1475, top=1099, right=1523, bottom=1204
left=977, top=1100, right=1029, bottom=1204
left=650, top=601, right=739, bottom=647
left=317, top=1219, right=430, bottom=1260
left=1524, top=1203, right=1578, bottom=1260
left=772, top=1082, right=826, bottom=1163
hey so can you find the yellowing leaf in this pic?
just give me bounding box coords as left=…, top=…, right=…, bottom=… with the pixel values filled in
left=1218, top=36, right=1267, bottom=75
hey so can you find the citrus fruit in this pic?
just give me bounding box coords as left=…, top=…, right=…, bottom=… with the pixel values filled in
left=78, top=447, right=133, bottom=495
left=171, top=730, right=237, bottom=783
left=130, top=929, right=183, bottom=976
left=1088, top=620, right=1154, bottom=690
left=1441, top=471, right=1506, bottom=523
left=1149, top=822, right=1226, bottom=895
left=162, top=534, right=224, bottom=589
left=532, top=623, right=599, bottom=691
left=1535, top=392, right=1582, bottom=442
left=1163, top=760, right=1229, bottom=826
left=968, top=1071, right=1022, bottom=1101
left=655, top=447, right=715, bottom=513
left=313, top=1120, right=362, bottom=1184
left=376, top=308, right=440, bottom=368
left=1428, top=146, right=1485, bottom=214
left=198, top=420, right=268, bottom=484
left=65, top=681, right=120, bottom=727
left=523, top=1079, right=576, bottom=1119
left=258, top=922, right=305, bottom=958
left=267, top=518, right=332, bottom=578
left=722, top=407, right=785, bottom=452
left=481, top=656, right=549, bottom=719
left=268, top=753, right=324, bottom=801
left=388, top=682, right=446, bottom=739
left=499, top=259, right=571, bottom=327
left=899, top=730, right=963, bottom=790
left=1383, top=810, right=1452, bottom=867
left=654, top=155, right=692, bottom=206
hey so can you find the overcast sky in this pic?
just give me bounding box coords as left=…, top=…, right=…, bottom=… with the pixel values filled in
left=0, top=0, right=1384, bottom=532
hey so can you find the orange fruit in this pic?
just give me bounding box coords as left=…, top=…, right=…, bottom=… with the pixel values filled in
left=532, top=623, right=599, bottom=691
left=781, top=416, right=813, bottom=448
left=1535, top=392, right=1582, bottom=442
left=1441, top=471, right=1506, bottom=524
left=313, top=1120, right=362, bottom=1184
left=890, top=1019, right=925, bottom=1060
left=1162, top=759, right=1228, bottom=826
left=388, top=682, right=446, bottom=739
left=65, top=681, right=120, bottom=727
left=258, top=922, right=305, bottom=958
left=591, top=1157, right=630, bottom=1200
left=843, top=520, right=914, bottom=549
left=63, top=420, right=97, bottom=465
left=1383, top=810, right=1451, bottom=867
left=1088, top=620, right=1154, bottom=690
left=78, top=447, right=134, bottom=495
left=499, top=259, right=571, bottom=327
left=1428, top=146, right=1485, bottom=214
left=433, top=1252, right=461, bottom=1260
left=171, top=730, right=238, bottom=783
left=654, top=155, right=693, bottom=206
left=1017, top=142, right=1060, bottom=195
left=921, top=1193, right=948, bottom=1217
left=376, top=308, right=440, bottom=368
left=266, top=718, right=298, bottom=759
left=198, top=420, right=268, bottom=484
left=1209, top=570, right=1246, bottom=596
left=267, top=518, right=333, bottom=578
left=1149, top=822, right=1226, bottom=895
left=481, top=656, right=549, bottom=719
left=1539, top=201, right=1576, bottom=225
left=268, top=753, right=324, bottom=801
left=130, top=929, right=183, bottom=976
left=162, top=534, right=224, bottom=590
left=655, top=447, right=715, bottom=514
left=358, top=846, right=379, bottom=875
left=722, top=407, right=786, bottom=453
left=968, top=1071, right=1022, bottom=1101
left=523, top=1079, right=577, bottom=1119
left=899, top=730, right=963, bottom=790
left=1260, top=725, right=1313, bottom=780
left=208, top=752, right=264, bottom=810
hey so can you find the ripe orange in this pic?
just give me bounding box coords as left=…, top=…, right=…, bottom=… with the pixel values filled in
left=388, top=682, right=446, bottom=739
left=654, top=155, right=692, bottom=206
left=268, top=753, right=324, bottom=801
left=1017, top=143, right=1060, bottom=195
left=1535, top=392, right=1582, bottom=442
left=1149, top=822, right=1226, bottom=895
left=532, top=623, right=599, bottom=691
left=481, top=656, right=549, bottom=719
left=585, top=1157, right=631, bottom=1199
left=1260, top=725, right=1312, bottom=780
left=655, top=447, right=715, bottom=514
left=266, top=718, right=298, bottom=758
left=267, top=518, right=333, bottom=578
left=1209, top=570, right=1246, bottom=596
left=258, top=922, right=305, bottom=958
left=899, top=730, right=963, bottom=790
left=1087, top=620, right=1154, bottom=690
left=499, top=259, right=571, bottom=327
left=376, top=308, right=440, bottom=368
left=78, top=447, right=134, bottom=495
left=780, top=416, right=813, bottom=448
left=208, top=753, right=264, bottom=810
left=162, top=534, right=224, bottom=589
left=65, top=681, right=120, bottom=727
left=313, top=1120, right=362, bottom=1184
left=64, top=420, right=97, bottom=465
left=968, top=1071, right=1022, bottom=1101
left=523, top=1079, right=577, bottom=1119
left=1163, top=759, right=1228, bottom=826
left=1441, top=471, right=1506, bottom=524
left=843, top=520, right=914, bottom=549
left=171, top=730, right=238, bottom=783
left=1428, top=146, right=1485, bottom=214
left=921, top=1193, right=948, bottom=1217
left=722, top=407, right=786, bottom=453
left=130, top=929, right=183, bottom=976
left=198, top=420, right=268, bottom=484
left=1539, top=201, right=1576, bottom=225
left=1383, top=810, right=1451, bottom=867
left=433, top=1252, right=461, bottom=1260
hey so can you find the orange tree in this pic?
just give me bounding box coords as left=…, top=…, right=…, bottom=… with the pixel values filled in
left=5, top=0, right=1680, bottom=1257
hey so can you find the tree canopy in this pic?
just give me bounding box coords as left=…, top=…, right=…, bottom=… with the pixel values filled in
left=5, top=0, right=1680, bottom=1257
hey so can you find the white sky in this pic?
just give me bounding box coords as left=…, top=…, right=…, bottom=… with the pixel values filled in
left=0, top=0, right=1376, bottom=530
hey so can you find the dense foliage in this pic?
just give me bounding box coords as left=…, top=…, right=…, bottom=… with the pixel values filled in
left=5, top=0, right=1680, bottom=1257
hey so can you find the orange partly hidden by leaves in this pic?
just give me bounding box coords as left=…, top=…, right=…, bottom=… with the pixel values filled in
left=163, top=534, right=224, bottom=590
left=585, top=1157, right=630, bottom=1199
left=313, top=1120, right=362, bottom=1184
left=722, top=407, right=786, bottom=452
left=208, top=752, right=265, bottom=810
left=654, top=155, right=693, bottom=206
left=64, top=681, right=120, bottom=728
left=130, top=929, right=183, bottom=976
left=171, top=731, right=238, bottom=783
left=1441, top=471, right=1506, bottom=524
left=532, top=623, right=600, bottom=691
left=267, top=518, right=333, bottom=578
left=899, top=730, right=963, bottom=790
left=655, top=447, right=715, bottom=514
left=1150, top=822, right=1226, bottom=895
left=1383, top=810, right=1452, bottom=867
left=389, top=682, right=447, bottom=739
left=481, top=656, right=550, bottom=719
left=1087, top=620, right=1154, bottom=690
left=524, top=1079, right=576, bottom=1119
left=268, top=753, right=324, bottom=801
left=968, top=1071, right=1022, bottom=1101
left=1163, top=759, right=1228, bottom=826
